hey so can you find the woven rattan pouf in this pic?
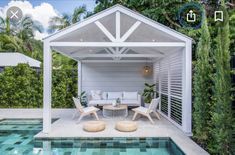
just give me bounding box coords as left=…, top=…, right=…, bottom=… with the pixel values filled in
left=115, top=121, right=137, bottom=132
left=83, top=121, right=106, bottom=132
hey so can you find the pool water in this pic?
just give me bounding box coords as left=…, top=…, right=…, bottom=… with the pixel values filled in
left=0, top=119, right=185, bottom=155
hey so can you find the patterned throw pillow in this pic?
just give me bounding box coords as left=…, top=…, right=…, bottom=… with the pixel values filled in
left=90, top=90, right=102, bottom=100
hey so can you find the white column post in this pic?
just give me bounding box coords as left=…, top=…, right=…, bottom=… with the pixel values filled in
left=77, top=61, right=82, bottom=96
left=43, top=41, right=52, bottom=133
left=42, top=141, right=51, bottom=155
left=182, top=40, right=192, bottom=134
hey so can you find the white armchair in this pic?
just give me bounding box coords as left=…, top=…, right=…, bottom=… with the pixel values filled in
left=72, top=97, right=100, bottom=123
left=132, top=98, right=161, bottom=124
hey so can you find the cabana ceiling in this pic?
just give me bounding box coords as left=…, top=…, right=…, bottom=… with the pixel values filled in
left=45, top=4, right=191, bottom=63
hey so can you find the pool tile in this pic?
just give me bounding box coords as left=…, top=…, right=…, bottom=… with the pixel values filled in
left=0, top=119, right=185, bottom=155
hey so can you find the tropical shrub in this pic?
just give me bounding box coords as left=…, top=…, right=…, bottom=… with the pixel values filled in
left=0, top=64, right=77, bottom=108
left=0, top=64, right=42, bottom=108
left=52, top=69, right=77, bottom=108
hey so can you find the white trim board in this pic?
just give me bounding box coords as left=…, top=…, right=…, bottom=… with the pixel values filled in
left=50, top=42, right=186, bottom=47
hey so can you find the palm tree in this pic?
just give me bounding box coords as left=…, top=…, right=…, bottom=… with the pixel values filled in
left=0, top=34, right=25, bottom=52
left=15, top=16, right=43, bottom=41
left=0, top=16, right=43, bottom=53
left=15, top=16, right=43, bottom=52
left=0, top=17, right=14, bottom=35
left=49, top=6, right=86, bottom=32
left=0, top=16, right=43, bottom=39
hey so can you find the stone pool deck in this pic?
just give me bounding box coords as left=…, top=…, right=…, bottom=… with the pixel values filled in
left=0, top=109, right=209, bottom=155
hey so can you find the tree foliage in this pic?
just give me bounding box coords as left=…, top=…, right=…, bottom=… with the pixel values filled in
left=48, top=6, right=86, bottom=33
left=0, top=64, right=42, bottom=108
left=193, top=16, right=212, bottom=147
left=52, top=69, right=77, bottom=108
left=0, top=64, right=77, bottom=108
left=209, top=2, right=234, bottom=154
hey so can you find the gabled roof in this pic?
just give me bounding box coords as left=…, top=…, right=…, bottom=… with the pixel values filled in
left=44, top=4, right=192, bottom=42
left=0, top=52, right=41, bottom=68
left=43, top=4, right=192, bottom=62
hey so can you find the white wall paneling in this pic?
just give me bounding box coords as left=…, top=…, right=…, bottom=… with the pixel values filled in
left=82, top=63, right=153, bottom=93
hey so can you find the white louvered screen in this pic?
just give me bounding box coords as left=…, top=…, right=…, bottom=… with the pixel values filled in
left=169, top=52, right=183, bottom=125
left=153, top=62, right=160, bottom=97
left=159, top=59, right=169, bottom=116
left=154, top=50, right=183, bottom=127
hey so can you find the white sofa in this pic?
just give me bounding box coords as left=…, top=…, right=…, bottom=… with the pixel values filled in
left=88, top=91, right=141, bottom=107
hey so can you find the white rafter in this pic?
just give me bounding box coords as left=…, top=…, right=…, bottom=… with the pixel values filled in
left=74, top=53, right=164, bottom=58
left=50, top=42, right=185, bottom=47
left=116, top=11, right=121, bottom=41
left=81, top=60, right=154, bottom=63
left=104, top=48, right=112, bottom=54
left=120, top=21, right=141, bottom=42
left=104, top=48, right=116, bottom=60
left=108, top=47, right=116, bottom=53
left=95, top=21, right=116, bottom=42
left=118, top=47, right=128, bottom=54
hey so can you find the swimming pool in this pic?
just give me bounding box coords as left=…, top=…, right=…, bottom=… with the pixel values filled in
left=0, top=119, right=185, bottom=155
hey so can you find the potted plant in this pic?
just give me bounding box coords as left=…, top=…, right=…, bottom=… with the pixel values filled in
left=79, top=91, right=87, bottom=107
left=116, top=98, right=121, bottom=106
left=142, top=83, right=156, bottom=108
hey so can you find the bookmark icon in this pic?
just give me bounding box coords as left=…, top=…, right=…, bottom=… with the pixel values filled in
left=214, top=11, right=223, bottom=22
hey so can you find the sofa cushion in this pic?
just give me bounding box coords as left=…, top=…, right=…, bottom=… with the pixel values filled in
left=90, top=90, right=102, bottom=100
left=89, top=100, right=115, bottom=105
left=107, top=92, right=122, bottom=100
left=123, top=92, right=138, bottom=100
left=102, top=92, right=107, bottom=100
left=121, top=100, right=139, bottom=105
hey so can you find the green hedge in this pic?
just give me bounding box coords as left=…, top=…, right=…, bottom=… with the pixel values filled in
left=0, top=64, right=77, bottom=108
left=52, top=68, right=77, bottom=108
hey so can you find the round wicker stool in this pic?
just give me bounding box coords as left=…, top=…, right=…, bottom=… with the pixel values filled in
left=115, top=121, right=138, bottom=132
left=83, top=121, right=106, bottom=132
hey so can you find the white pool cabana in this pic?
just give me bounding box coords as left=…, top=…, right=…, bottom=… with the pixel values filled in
left=43, top=5, right=192, bottom=135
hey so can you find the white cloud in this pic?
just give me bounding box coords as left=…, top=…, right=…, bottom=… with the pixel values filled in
left=0, top=0, right=59, bottom=40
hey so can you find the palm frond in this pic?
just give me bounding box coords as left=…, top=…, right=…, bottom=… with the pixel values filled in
left=72, top=5, right=86, bottom=24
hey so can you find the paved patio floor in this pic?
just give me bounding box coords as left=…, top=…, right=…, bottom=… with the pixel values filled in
left=0, top=109, right=209, bottom=155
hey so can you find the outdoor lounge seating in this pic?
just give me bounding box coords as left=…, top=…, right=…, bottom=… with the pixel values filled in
left=115, top=121, right=138, bottom=132
left=72, top=97, right=100, bottom=123
left=83, top=121, right=106, bottom=132
left=88, top=91, right=141, bottom=106
left=132, top=98, right=161, bottom=124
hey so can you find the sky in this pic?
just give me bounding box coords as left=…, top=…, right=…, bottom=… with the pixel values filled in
left=0, top=0, right=97, bottom=40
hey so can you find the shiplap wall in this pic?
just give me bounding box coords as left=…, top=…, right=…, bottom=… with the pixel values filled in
left=81, top=63, right=153, bottom=93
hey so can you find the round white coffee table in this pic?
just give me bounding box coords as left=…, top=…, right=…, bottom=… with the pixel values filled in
left=102, top=105, right=128, bottom=118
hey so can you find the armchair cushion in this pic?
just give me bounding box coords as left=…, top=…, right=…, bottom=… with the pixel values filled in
left=90, top=90, right=102, bottom=100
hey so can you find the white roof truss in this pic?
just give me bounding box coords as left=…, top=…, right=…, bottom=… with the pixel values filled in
left=44, top=4, right=192, bottom=62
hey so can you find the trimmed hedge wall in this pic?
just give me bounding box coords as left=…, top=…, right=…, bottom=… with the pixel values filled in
left=0, top=64, right=77, bottom=108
